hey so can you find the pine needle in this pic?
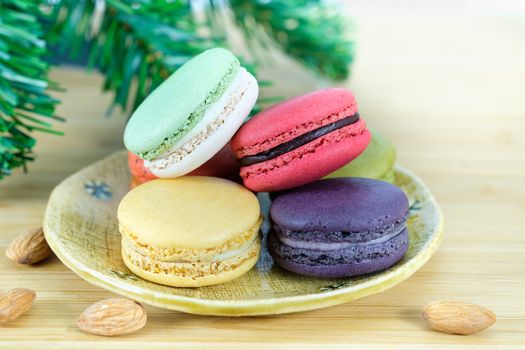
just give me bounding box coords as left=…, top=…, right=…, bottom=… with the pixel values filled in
left=0, top=0, right=61, bottom=180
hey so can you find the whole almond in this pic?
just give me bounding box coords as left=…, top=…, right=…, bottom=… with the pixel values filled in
left=0, top=288, right=37, bottom=324
left=78, top=298, right=147, bottom=336
left=423, top=301, right=496, bottom=335
left=5, top=227, right=51, bottom=264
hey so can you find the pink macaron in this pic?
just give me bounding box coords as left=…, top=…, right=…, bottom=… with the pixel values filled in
left=231, top=88, right=371, bottom=192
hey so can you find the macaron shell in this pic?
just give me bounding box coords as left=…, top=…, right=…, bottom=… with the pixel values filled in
left=268, top=228, right=408, bottom=278
left=240, top=120, right=371, bottom=192
left=270, top=178, right=408, bottom=233
left=325, top=128, right=396, bottom=182
left=380, top=169, right=396, bottom=183
left=130, top=175, right=143, bottom=189
left=122, top=239, right=260, bottom=287
left=118, top=177, right=260, bottom=249
left=128, top=152, right=158, bottom=184
left=231, top=88, right=357, bottom=158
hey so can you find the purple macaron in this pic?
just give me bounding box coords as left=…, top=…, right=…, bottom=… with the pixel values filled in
left=268, top=178, right=409, bottom=278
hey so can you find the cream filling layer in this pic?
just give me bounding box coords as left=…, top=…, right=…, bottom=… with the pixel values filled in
left=278, top=224, right=406, bottom=251
left=122, top=231, right=260, bottom=263
left=119, top=216, right=263, bottom=262
left=122, top=240, right=260, bottom=279
left=145, top=68, right=255, bottom=171
left=211, top=234, right=259, bottom=262
left=123, top=236, right=261, bottom=277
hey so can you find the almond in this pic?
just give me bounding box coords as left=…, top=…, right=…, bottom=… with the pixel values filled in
left=77, top=298, right=147, bottom=336
left=0, top=288, right=36, bottom=324
left=423, top=301, right=496, bottom=335
left=5, top=227, right=51, bottom=264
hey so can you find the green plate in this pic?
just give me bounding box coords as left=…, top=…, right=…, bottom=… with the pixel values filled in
left=44, top=151, right=443, bottom=316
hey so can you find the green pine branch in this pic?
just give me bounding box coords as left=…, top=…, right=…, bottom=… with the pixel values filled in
left=228, top=0, right=354, bottom=80
left=49, top=0, right=354, bottom=114
left=0, top=0, right=62, bottom=181
left=48, top=0, right=231, bottom=113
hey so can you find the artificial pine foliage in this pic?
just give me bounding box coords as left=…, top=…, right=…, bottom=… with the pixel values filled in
left=227, top=0, right=353, bottom=80
left=0, top=0, right=62, bottom=180
left=0, top=0, right=353, bottom=181
left=48, top=0, right=227, bottom=112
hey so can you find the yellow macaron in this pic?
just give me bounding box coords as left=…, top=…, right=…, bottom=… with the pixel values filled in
left=117, top=177, right=262, bottom=287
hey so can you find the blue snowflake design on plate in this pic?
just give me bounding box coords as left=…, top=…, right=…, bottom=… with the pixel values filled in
left=84, top=180, right=112, bottom=200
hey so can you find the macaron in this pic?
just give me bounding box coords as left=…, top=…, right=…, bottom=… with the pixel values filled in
left=231, top=88, right=371, bottom=192
left=325, top=128, right=397, bottom=183
left=128, top=152, right=158, bottom=187
left=268, top=178, right=409, bottom=278
left=127, top=144, right=241, bottom=188
left=187, top=144, right=241, bottom=181
left=118, top=177, right=262, bottom=287
left=124, top=48, right=258, bottom=178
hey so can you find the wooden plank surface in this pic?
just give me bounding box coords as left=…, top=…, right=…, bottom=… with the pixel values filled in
left=1, top=15, right=524, bottom=349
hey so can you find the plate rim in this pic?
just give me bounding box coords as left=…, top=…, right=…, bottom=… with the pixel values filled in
left=44, top=151, right=444, bottom=316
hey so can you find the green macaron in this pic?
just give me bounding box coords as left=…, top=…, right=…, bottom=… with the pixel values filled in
left=325, top=128, right=397, bottom=183
left=124, top=48, right=241, bottom=160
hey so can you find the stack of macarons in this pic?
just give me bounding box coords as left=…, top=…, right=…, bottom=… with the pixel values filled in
left=119, top=47, right=408, bottom=288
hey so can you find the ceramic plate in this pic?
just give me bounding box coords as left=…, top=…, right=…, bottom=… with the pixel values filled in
left=44, top=151, right=443, bottom=316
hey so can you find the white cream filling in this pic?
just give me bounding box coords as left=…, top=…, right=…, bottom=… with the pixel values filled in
left=122, top=233, right=260, bottom=263
left=212, top=234, right=259, bottom=262
left=145, top=68, right=256, bottom=173
left=278, top=225, right=406, bottom=251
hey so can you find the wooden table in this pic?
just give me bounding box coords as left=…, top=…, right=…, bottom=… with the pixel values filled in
left=1, top=16, right=524, bottom=349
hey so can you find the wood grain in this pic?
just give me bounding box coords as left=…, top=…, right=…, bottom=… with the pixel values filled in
left=1, top=15, right=524, bottom=348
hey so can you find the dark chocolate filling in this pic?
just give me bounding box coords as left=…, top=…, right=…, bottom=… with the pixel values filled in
left=239, top=113, right=360, bottom=166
